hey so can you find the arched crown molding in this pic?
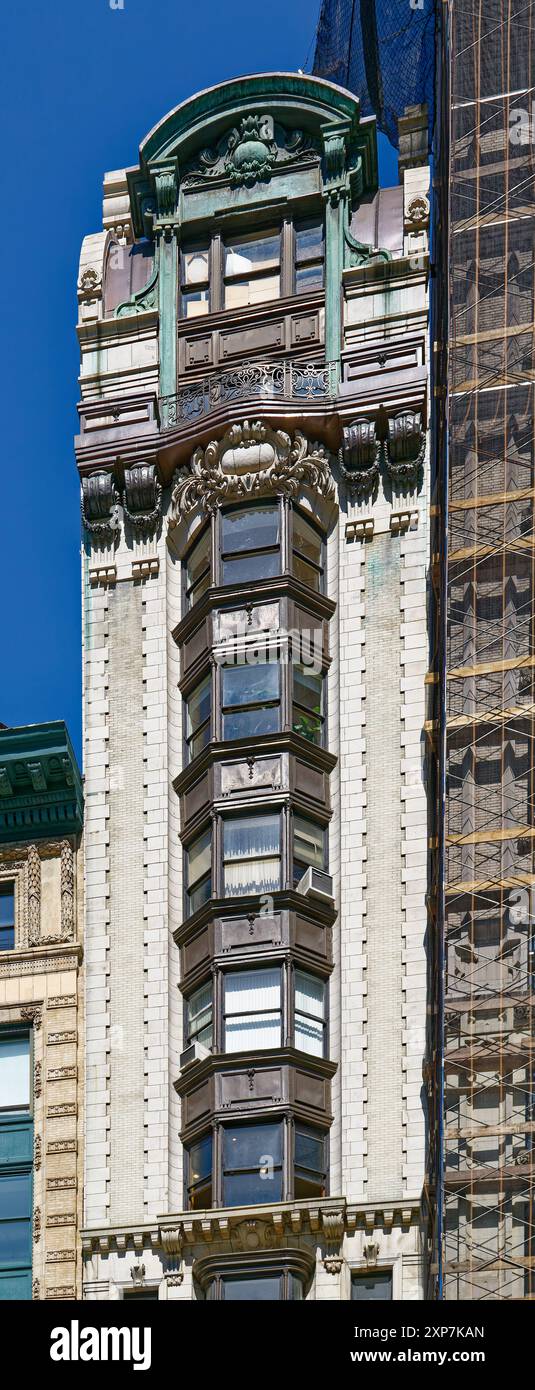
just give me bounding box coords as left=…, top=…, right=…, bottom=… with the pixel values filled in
left=168, top=420, right=336, bottom=528
left=126, top=73, right=378, bottom=238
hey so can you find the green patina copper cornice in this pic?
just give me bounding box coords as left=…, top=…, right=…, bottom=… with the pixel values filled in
left=0, top=722, right=83, bottom=844
left=126, top=72, right=378, bottom=238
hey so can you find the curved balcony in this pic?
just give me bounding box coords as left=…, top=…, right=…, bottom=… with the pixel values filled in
left=160, top=357, right=337, bottom=429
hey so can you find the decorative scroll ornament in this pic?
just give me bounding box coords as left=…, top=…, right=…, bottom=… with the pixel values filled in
left=170, top=421, right=335, bottom=524
left=182, top=115, right=318, bottom=189
left=81, top=472, right=120, bottom=537
left=339, top=419, right=380, bottom=497
left=344, top=225, right=391, bottom=270
left=384, top=411, right=426, bottom=488
left=123, top=463, right=162, bottom=533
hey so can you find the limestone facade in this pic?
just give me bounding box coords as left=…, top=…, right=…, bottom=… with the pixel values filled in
left=77, top=76, right=430, bottom=1301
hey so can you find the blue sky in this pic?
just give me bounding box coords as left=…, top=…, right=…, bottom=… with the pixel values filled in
left=0, top=0, right=397, bottom=761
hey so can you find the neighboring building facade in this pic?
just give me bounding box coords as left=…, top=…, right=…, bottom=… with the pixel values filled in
left=427, top=0, right=535, bottom=1302
left=77, top=74, right=431, bottom=1301
left=0, top=723, right=84, bottom=1300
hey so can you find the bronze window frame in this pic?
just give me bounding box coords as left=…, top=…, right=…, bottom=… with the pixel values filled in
left=178, top=215, right=325, bottom=320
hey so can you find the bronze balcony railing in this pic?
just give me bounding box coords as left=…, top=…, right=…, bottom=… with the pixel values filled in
left=159, top=358, right=337, bottom=431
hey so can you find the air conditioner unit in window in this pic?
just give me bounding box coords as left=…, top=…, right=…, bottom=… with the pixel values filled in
left=295, top=867, right=334, bottom=905
left=179, top=1041, right=211, bottom=1072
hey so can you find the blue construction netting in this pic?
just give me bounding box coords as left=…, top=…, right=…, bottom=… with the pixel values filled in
left=313, top=0, right=436, bottom=148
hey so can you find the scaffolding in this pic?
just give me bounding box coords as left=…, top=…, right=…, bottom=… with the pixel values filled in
left=431, top=0, right=535, bottom=1299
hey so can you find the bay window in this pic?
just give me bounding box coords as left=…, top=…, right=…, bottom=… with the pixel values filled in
left=292, top=509, right=324, bottom=592
left=207, top=1268, right=304, bottom=1300
left=186, top=1119, right=328, bottom=1210
left=185, top=674, right=211, bottom=762
left=224, top=229, right=280, bottom=310
left=223, top=812, right=281, bottom=898
left=294, top=970, right=326, bottom=1057
left=222, top=1121, right=283, bottom=1206
left=293, top=814, right=327, bottom=887
left=185, top=526, right=211, bottom=608
left=221, top=659, right=280, bottom=740
left=186, top=981, right=213, bottom=1049
left=0, top=884, right=15, bottom=952
left=292, top=663, right=324, bottom=744
left=223, top=968, right=282, bottom=1052
left=185, top=828, right=212, bottom=915
left=221, top=503, right=281, bottom=586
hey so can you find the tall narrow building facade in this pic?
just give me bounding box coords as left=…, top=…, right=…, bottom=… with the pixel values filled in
left=77, top=75, right=431, bottom=1301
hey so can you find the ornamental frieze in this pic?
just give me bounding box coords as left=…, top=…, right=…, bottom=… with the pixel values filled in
left=169, top=421, right=335, bottom=524
left=182, top=114, right=319, bottom=189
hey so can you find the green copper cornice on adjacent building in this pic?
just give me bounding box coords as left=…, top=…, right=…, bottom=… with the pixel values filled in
left=0, top=721, right=83, bottom=844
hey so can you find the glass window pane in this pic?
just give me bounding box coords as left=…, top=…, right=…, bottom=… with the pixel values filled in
left=0, top=1220, right=31, bottom=1268
left=189, top=1134, right=212, bottom=1185
left=226, top=969, right=281, bottom=1014
left=295, top=971, right=325, bottom=1021
left=186, top=529, right=211, bottom=601
left=0, top=1036, right=30, bottom=1110
left=187, top=829, right=211, bottom=888
left=293, top=553, right=321, bottom=592
left=296, top=263, right=324, bottom=293
left=222, top=506, right=280, bottom=555
left=224, top=1169, right=283, bottom=1205
left=351, top=1271, right=393, bottom=1301
left=0, top=928, right=14, bottom=952
left=187, top=676, right=211, bottom=740
left=182, top=290, right=210, bottom=318
left=293, top=512, right=322, bottom=568
left=224, top=814, right=280, bottom=860
left=0, top=886, right=14, bottom=928
left=295, top=221, right=324, bottom=262
left=187, top=982, right=213, bottom=1047
left=222, top=551, right=280, bottom=585
left=223, top=1122, right=282, bottom=1169
left=224, top=858, right=280, bottom=898
left=183, top=250, right=209, bottom=285
left=226, top=1013, right=281, bottom=1052
left=223, top=706, right=280, bottom=741
left=222, top=662, right=279, bottom=709
left=225, top=969, right=281, bottom=1051
left=295, top=1127, right=324, bottom=1176
left=294, top=816, right=325, bottom=870
left=0, top=1174, right=31, bottom=1221
left=223, top=1275, right=282, bottom=1300
left=225, top=275, right=280, bottom=309
left=225, top=232, right=280, bottom=275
